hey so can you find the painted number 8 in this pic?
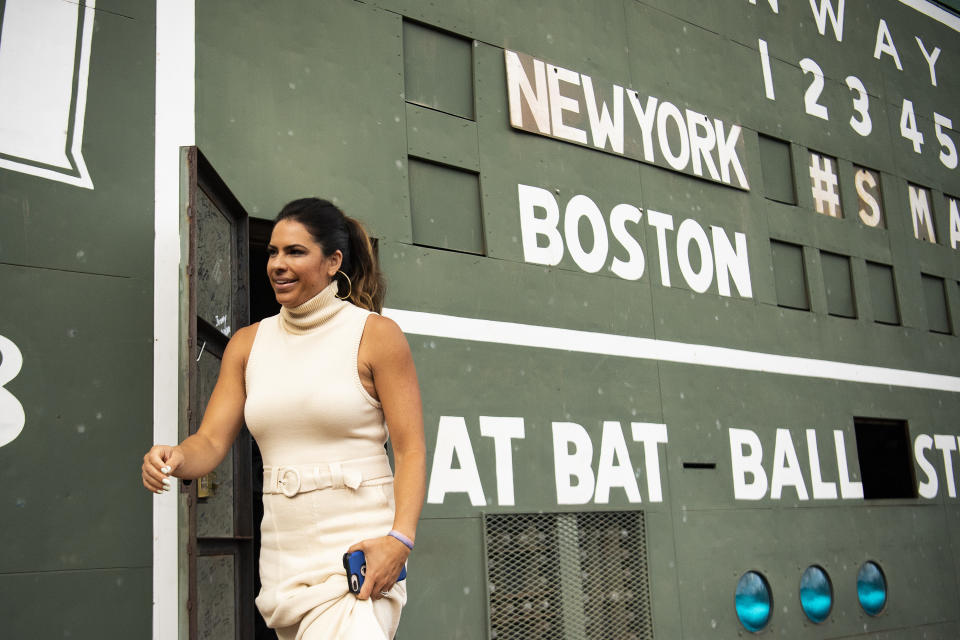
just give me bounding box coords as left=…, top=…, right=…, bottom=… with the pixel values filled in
left=0, top=335, right=26, bottom=448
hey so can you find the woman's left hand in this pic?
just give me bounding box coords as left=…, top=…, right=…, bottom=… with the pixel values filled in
left=347, top=535, right=410, bottom=600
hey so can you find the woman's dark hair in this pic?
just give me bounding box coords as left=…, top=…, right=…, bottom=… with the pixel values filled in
left=274, top=198, right=386, bottom=313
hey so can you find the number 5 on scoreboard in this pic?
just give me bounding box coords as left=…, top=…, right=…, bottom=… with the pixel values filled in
left=934, top=113, right=957, bottom=170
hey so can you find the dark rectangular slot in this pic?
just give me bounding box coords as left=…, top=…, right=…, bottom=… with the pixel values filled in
left=821, top=250, right=856, bottom=318
left=682, top=462, right=717, bottom=469
left=922, top=273, right=951, bottom=334
left=771, top=240, right=810, bottom=310
left=758, top=134, right=796, bottom=204
left=854, top=418, right=916, bottom=499
left=867, top=261, right=900, bottom=325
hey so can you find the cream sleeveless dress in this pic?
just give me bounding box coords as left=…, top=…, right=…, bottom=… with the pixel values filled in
left=244, top=281, right=406, bottom=640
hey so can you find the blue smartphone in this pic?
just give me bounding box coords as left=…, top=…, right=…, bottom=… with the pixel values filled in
left=343, top=550, right=407, bottom=595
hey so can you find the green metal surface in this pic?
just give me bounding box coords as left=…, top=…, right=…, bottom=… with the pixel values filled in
left=197, top=1, right=959, bottom=636
left=400, top=517, right=488, bottom=640
left=408, top=159, right=484, bottom=254
left=0, top=0, right=958, bottom=637
left=0, top=2, right=156, bottom=280
left=0, top=0, right=155, bottom=635
left=0, top=264, right=152, bottom=573
left=868, top=261, right=902, bottom=325
left=196, top=0, right=410, bottom=239
left=403, top=20, right=475, bottom=120
left=923, top=273, right=951, bottom=332
left=759, top=134, right=797, bottom=205
left=0, top=567, right=152, bottom=637
left=822, top=250, right=857, bottom=317
left=405, top=103, right=480, bottom=171
left=772, top=240, right=810, bottom=310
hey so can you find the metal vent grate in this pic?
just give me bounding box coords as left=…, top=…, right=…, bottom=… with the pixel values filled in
left=484, top=511, right=654, bottom=640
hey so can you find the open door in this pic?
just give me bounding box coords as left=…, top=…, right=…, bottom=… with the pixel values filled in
left=180, top=147, right=257, bottom=639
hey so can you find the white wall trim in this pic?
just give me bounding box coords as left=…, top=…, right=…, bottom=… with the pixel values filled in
left=384, top=308, right=960, bottom=393
left=899, top=0, right=960, bottom=32
left=154, top=2, right=194, bottom=639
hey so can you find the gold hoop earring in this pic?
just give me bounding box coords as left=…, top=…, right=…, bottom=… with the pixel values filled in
left=335, top=270, right=352, bottom=300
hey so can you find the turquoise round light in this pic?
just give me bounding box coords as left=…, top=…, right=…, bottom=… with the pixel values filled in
left=857, top=561, right=887, bottom=616
left=735, top=571, right=772, bottom=632
left=799, top=565, right=832, bottom=623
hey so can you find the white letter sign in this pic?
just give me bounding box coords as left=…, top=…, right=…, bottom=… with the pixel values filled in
left=0, top=0, right=95, bottom=188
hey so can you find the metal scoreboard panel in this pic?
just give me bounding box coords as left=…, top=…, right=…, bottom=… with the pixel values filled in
left=0, top=0, right=956, bottom=638
left=191, top=0, right=960, bottom=637
left=0, top=0, right=157, bottom=637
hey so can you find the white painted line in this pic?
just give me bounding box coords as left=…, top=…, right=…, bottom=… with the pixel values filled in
left=899, top=0, right=960, bottom=32
left=758, top=39, right=775, bottom=100
left=384, top=308, right=960, bottom=393
left=155, top=1, right=194, bottom=639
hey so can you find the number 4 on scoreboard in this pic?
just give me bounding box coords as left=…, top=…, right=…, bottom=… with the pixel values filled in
left=900, top=99, right=924, bottom=154
left=900, top=100, right=958, bottom=170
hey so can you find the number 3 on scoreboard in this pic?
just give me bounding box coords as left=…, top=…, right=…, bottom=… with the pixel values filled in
left=845, top=76, right=872, bottom=137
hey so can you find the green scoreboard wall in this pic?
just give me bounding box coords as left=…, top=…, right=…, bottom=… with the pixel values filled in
left=197, top=0, right=960, bottom=637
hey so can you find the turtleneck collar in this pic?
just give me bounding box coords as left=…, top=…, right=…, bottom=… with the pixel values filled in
left=278, top=280, right=347, bottom=334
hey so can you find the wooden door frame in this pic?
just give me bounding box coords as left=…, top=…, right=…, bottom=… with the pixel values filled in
left=181, top=146, right=255, bottom=640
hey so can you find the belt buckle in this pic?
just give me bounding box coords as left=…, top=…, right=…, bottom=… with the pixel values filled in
left=278, top=467, right=302, bottom=497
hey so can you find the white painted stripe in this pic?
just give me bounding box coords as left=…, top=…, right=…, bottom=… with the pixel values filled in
left=758, top=38, right=775, bottom=100
left=900, top=0, right=960, bottom=32
left=383, top=308, right=960, bottom=393
left=154, top=1, right=194, bottom=639
left=69, top=0, right=95, bottom=188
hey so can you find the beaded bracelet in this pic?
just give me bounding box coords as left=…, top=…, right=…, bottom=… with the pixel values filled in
left=388, top=529, right=414, bottom=550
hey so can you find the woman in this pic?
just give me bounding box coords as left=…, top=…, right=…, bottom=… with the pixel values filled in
left=142, top=198, right=426, bottom=640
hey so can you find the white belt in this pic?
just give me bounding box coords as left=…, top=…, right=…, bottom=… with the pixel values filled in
left=262, top=455, right=393, bottom=497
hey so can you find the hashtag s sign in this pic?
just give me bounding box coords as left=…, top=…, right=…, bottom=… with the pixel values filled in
left=0, top=335, right=26, bottom=448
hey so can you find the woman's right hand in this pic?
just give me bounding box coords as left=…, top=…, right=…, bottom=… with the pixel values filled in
left=140, top=324, right=257, bottom=495
left=142, top=445, right=185, bottom=494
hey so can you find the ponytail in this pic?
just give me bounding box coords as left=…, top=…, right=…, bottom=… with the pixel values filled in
left=274, top=198, right=386, bottom=313
left=342, top=216, right=385, bottom=313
